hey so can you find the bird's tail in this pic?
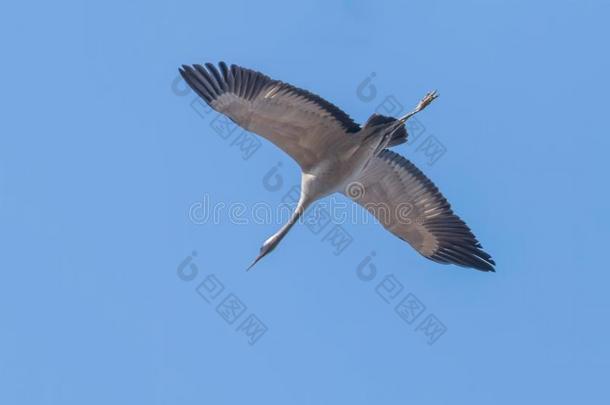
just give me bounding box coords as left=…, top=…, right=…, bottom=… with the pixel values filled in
left=363, top=114, right=407, bottom=147
left=387, top=125, right=407, bottom=147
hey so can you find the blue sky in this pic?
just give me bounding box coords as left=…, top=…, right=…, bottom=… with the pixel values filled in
left=1, top=0, right=609, bottom=404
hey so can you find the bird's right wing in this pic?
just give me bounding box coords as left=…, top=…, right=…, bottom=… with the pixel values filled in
left=345, top=149, right=495, bottom=272
left=180, top=62, right=360, bottom=170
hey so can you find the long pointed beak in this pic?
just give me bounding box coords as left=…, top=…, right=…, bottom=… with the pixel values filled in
left=246, top=251, right=266, bottom=271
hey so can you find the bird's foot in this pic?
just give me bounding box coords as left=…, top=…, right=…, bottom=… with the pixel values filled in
left=415, top=90, right=439, bottom=113
left=399, top=90, right=439, bottom=123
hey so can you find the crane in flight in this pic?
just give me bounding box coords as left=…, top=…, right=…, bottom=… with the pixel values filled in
left=179, top=62, right=495, bottom=272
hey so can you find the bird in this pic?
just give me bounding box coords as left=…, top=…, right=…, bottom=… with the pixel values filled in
left=179, top=62, right=495, bottom=272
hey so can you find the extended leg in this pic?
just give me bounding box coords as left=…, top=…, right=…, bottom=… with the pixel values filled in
left=399, top=90, right=439, bottom=123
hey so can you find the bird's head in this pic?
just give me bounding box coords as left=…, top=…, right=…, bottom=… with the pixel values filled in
left=247, top=236, right=279, bottom=271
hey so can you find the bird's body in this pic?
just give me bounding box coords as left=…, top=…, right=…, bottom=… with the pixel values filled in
left=179, top=62, right=495, bottom=272
left=300, top=129, right=381, bottom=198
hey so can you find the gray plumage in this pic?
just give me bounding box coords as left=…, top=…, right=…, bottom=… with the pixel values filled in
left=179, top=62, right=495, bottom=272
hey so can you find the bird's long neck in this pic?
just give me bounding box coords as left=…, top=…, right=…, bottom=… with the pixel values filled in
left=271, top=196, right=309, bottom=246
left=248, top=185, right=315, bottom=270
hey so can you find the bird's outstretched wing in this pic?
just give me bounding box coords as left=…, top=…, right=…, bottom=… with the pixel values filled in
left=180, top=62, right=360, bottom=170
left=345, top=149, right=495, bottom=271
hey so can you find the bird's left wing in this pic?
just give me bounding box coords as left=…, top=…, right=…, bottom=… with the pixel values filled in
left=179, top=62, right=360, bottom=170
left=345, top=149, right=495, bottom=272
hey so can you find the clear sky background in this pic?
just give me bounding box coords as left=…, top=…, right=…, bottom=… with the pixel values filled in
left=1, top=0, right=609, bottom=404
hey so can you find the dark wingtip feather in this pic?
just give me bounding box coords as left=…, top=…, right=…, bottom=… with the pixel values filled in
left=178, top=65, right=189, bottom=79
left=475, top=260, right=496, bottom=272
left=466, top=250, right=496, bottom=272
